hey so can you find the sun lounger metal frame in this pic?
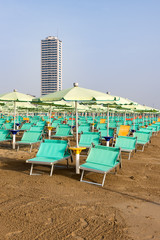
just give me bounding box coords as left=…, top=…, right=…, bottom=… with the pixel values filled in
left=133, top=131, right=151, bottom=152
left=26, top=141, right=72, bottom=176
left=80, top=145, right=121, bottom=187
left=16, top=131, right=43, bottom=152
left=115, top=136, right=137, bottom=160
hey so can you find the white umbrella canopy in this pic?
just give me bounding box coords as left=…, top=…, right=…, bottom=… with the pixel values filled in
left=113, top=96, right=138, bottom=105
left=35, top=83, right=119, bottom=146
left=5, top=101, right=36, bottom=110
left=36, top=83, right=117, bottom=102
left=0, top=90, right=34, bottom=102
left=122, top=104, right=155, bottom=111
left=0, top=90, right=34, bottom=129
left=0, top=90, right=35, bottom=149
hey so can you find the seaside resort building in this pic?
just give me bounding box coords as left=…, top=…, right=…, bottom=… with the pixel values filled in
left=41, top=36, right=62, bottom=95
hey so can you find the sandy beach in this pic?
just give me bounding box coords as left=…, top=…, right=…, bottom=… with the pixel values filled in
left=0, top=133, right=160, bottom=240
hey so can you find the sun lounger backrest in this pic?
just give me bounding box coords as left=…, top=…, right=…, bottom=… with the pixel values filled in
left=30, top=126, right=44, bottom=132
left=115, top=136, right=137, bottom=149
left=36, top=122, right=46, bottom=127
left=99, top=129, right=114, bottom=137
left=79, top=132, right=100, bottom=146
left=153, top=124, right=160, bottom=131
left=36, top=142, right=67, bottom=159
left=133, top=131, right=150, bottom=143
left=55, top=126, right=71, bottom=136
left=51, top=122, right=59, bottom=128
left=100, top=119, right=106, bottom=124
left=3, top=123, right=14, bottom=129
left=86, top=146, right=120, bottom=166
left=109, top=122, right=117, bottom=128
left=30, top=120, right=38, bottom=124
left=0, top=130, right=9, bottom=140
left=147, top=126, right=158, bottom=132
left=0, top=119, right=5, bottom=124
left=21, top=131, right=42, bottom=142
left=118, top=125, right=130, bottom=136
left=44, top=139, right=68, bottom=144
left=78, top=125, right=90, bottom=133
left=21, top=123, right=32, bottom=130
left=139, top=128, right=152, bottom=137
left=97, top=123, right=106, bottom=130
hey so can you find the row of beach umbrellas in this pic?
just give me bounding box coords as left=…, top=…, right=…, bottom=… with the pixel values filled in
left=0, top=84, right=159, bottom=150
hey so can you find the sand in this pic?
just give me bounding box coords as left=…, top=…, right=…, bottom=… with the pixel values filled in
left=0, top=133, right=160, bottom=240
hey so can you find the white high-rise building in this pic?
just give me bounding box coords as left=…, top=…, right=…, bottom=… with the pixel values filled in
left=41, top=36, right=62, bottom=95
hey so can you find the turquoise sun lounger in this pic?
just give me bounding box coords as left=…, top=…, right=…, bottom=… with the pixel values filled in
left=26, top=141, right=71, bottom=176
left=16, top=131, right=42, bottom=152
left=79, top=132, right=101, bottom=148
left=115, top=136, right=137, bottom=160
left=80, top=145, right=121, bottom=187
left=133, top=131, right=151, bottom=151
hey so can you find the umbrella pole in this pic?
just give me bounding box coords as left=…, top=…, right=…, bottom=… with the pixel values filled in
left=13, top=101, right=16, bottom=130
left=72, top=111, right=73, bottom=127
left=12, top=101, right=16, bottom=149
left=75, top=101, right=80, bottom=174
left=124, top=110, right=126, bottom=125
left=50, top=106, right=52, bottom=126
left=107, top=106, right=109, bottom=136
left=133, top=112, right=135, bottom=130
left=75, top=101, right=79, bottom=147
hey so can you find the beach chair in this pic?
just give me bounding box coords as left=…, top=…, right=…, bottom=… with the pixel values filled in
left=53, top=125, right=73, bottom=138
left=153, top=123, right=160, bottom=131
left=80, top=145, right=121, bottom=187
left=16, top=131, right=42, bottom=152
left=109, top=122, right=117, bottom=128
left=115, top=136, right=137, bottom=160
left=117, top=125, right=130, bottom=136
left=29, top=126, right=44, bottom=132
left=0, top=130, right=12, bottom=143
left=133, top=131, right=150, bottom=152
left=20, top=123, right=32, bottom=131
left=97, top=123, right=106, bottom=130
left=26, top=141, right=71, bottom=176
left=2, top=123, right=14, bottom=130
left=78, top=124, right=91, bottom=133
left=139, top=128, right=153, bottom=137
left=100, top=119, right=106, bottom=124
left=147, top=126, right=158, bottom=135
left=79, top=132, right=101, bottom=148
left=99, top=128, right=114, bottom=137
left=44, top=139, right=68, bottom=144
left=36, top=121, right=46, bottom=127
left=51, top=122, right=59, bottom=128
left=0, top=119, right=5, bottom=125
left=67, top=120, right=76, bottom=126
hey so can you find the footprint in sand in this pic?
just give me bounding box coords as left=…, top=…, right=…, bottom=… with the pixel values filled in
left=6, top=230, right=22, bottom=238
left=145, top=216, right=154, bottom=220
left=45, top=217, right=54, bottom=225
left=71, top=232, right=84, bottom=240
left=80, top=218, right=88, bottom=227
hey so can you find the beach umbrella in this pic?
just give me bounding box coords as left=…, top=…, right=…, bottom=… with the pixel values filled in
left=0, top=90, right=34, bottom=149
left=35, top=83, right=117, bottom=145
left=35, top=83, right=119, bottom=173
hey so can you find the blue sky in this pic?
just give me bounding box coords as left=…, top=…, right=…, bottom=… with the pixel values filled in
left=0, top=0, right=160, bottom=108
